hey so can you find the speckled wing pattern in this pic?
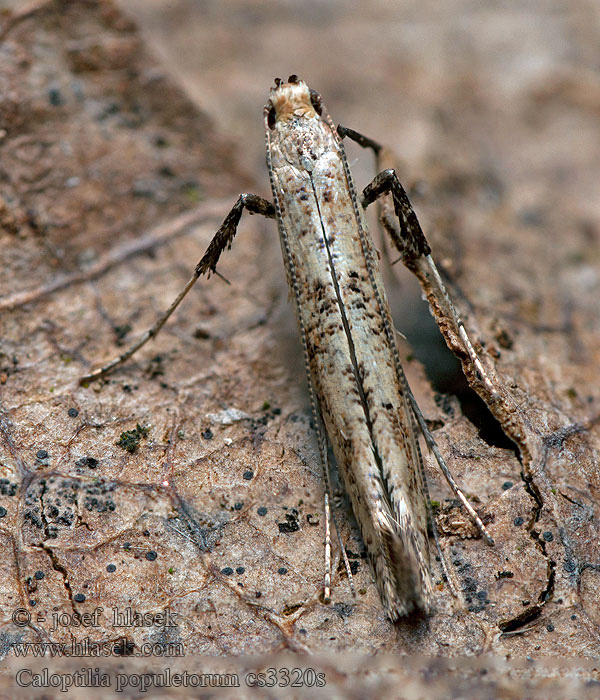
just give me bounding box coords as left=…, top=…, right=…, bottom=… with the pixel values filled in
left=265, top=77, right=433, bottom=618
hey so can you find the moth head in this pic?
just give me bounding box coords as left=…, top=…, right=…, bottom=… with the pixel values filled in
left=265, top=75, right=324, bottom=130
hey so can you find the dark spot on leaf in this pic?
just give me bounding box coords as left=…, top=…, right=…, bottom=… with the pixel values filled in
left=116, top=424, right=149, bottom=454
left=75, top=457, right=98, bottom=469
left=48, top=87, right=63, bottom=106
left=278, top=512, right=300, bottom=533
left=496, top=570, right=514, bottom=579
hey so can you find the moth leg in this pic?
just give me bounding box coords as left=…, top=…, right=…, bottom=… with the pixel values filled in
left=298, top=344, right=356, bottom=602
left=309, top=410, right=333, bottom=603
left=361, top=167, right=499, bottom=400
left=312, top=415, right=356, bottom=603
left=337, top=124, right=401, bottom=272
left=339, top=125, right=498, bottom=397
left=337, top=125, right=383, bottom=160
left=323, top=440, right=357, bottom=601
left=409, top=382, right=494, bottom=546
left=392, top=320, right=494, bottom=547
left=80, top=194, right=276, bottom=384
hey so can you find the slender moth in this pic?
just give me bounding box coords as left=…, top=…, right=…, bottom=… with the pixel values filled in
left=82, top=75, right=494, bottom=620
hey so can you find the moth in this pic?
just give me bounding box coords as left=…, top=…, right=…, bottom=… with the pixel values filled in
left=83, top=75, right=493, bottom=620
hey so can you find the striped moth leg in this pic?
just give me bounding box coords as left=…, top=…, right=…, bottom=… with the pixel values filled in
left=80, top=193, right=275, bottom=384
left=339, top=123, right=493, bottom=386
left=360, top=167, right=499, bottom=401
left=340, top=123, right=498, bottom=398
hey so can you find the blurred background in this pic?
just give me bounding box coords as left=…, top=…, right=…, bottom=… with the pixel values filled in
left=110, top=0, right=599, bottom=208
